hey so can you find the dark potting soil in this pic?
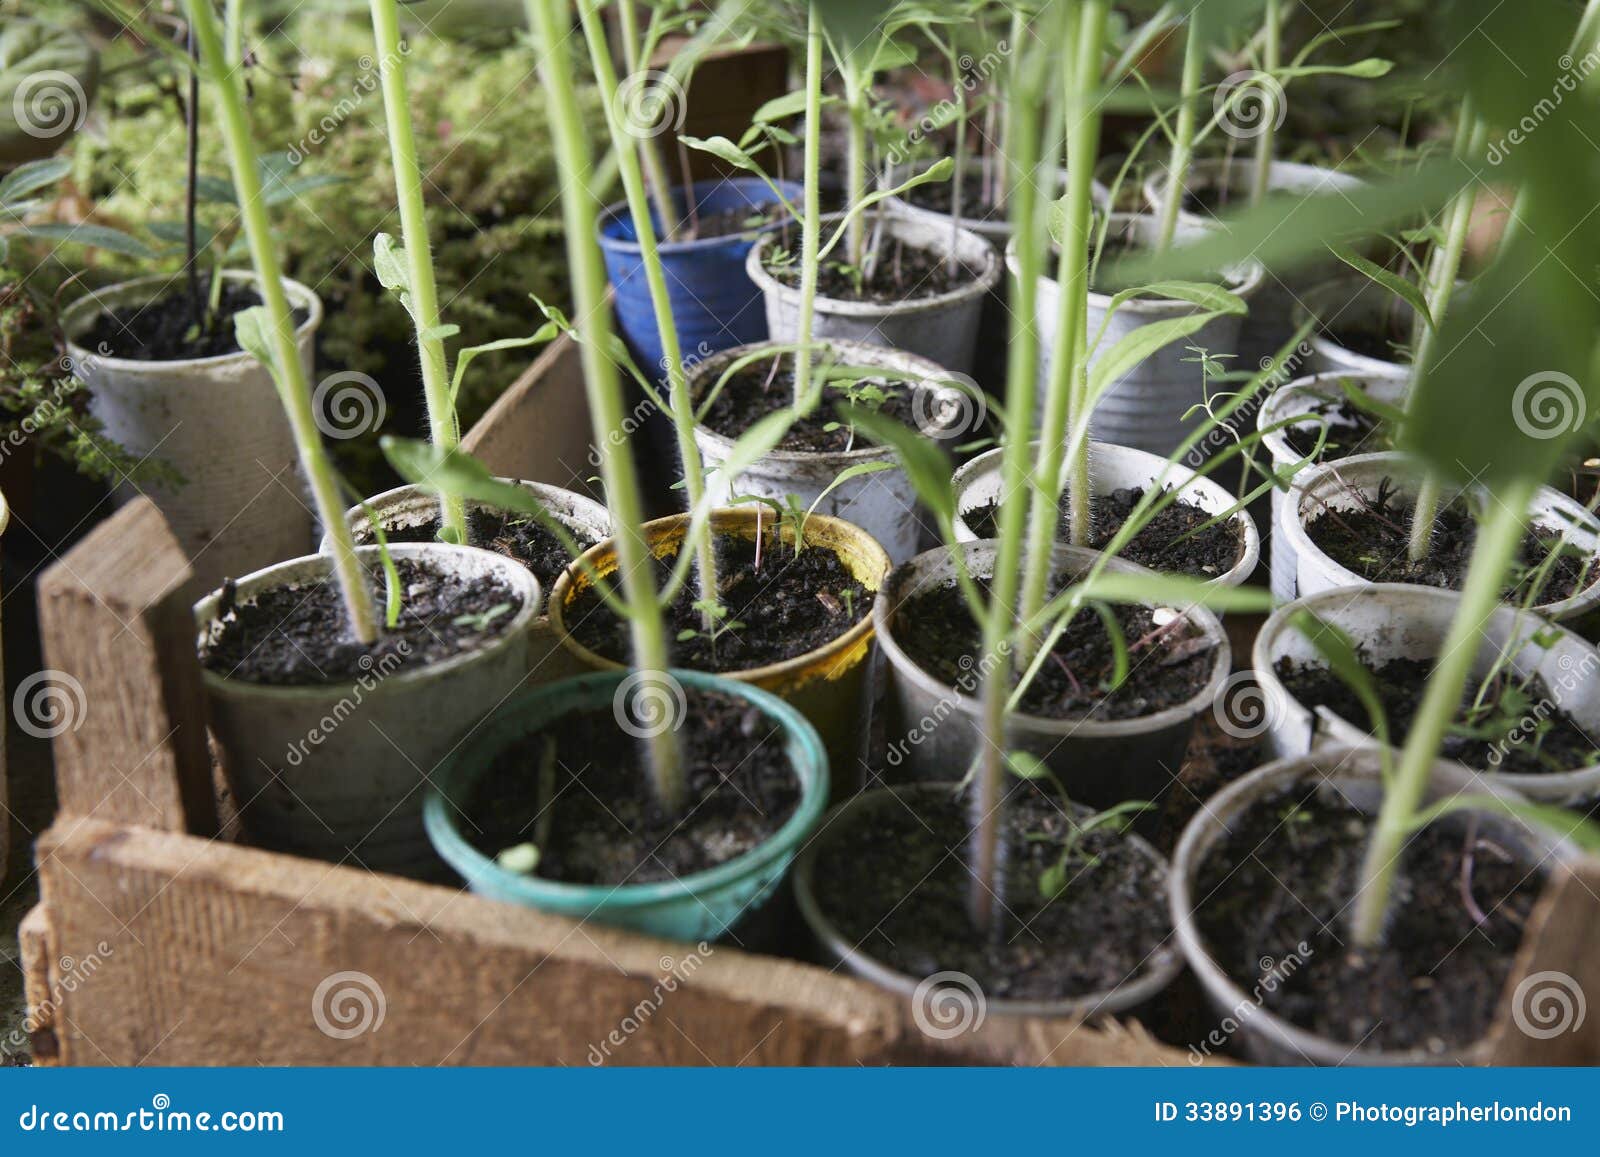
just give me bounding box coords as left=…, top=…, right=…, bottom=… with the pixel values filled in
left=199, top=558, right=523, bottom=685
left=1322, top=315, right=1411, bottom=364
left=1281, top=394, right=1389, bottom=462
left=765, top=235, right=985, bottom=304
left=811, top=782, right=1173, bottom=1001
left=895, top=578, right=1219, bottom=721
left=962, top=487, right=1244, bottom=581
left=698, top=354, right=922, bottom=453
left=906, top=179, right=1003, bottom=223
left=1193, top=784, right=1542, bottom=1053
left=1304, top=487, right=1594, bottom=605
left=566, top=531, right=872, bottom=672
left=82, top=279, right=309, bottom=361
left=371, top=507, right=597, bottom=592
left=460, top=688, right=800, bottom=885
left=681, top=203, right=781, bottom=240
left=1275, top=655, right=1600, bottom=777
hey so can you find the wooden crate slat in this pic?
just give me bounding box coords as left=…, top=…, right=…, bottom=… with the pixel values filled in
left=461, top=334, right=598, bottom=495
left=1486, top=859, right=1600, bottom=1064
left=36, top=497, right=215, bottom=836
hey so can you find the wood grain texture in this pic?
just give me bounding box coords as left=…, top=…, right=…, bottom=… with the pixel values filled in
left=32, top=818, right=1192, bottom=1067
left=462, top=335, right=598, bottom=497
left=1486, top=859, right=1600, bottom=1065
left=17, top=904, right=57, bottom=1065
left=36, top=498, right=215, bottom=836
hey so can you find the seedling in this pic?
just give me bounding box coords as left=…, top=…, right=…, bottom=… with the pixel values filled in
left=454, top=603, right=515, bottom=633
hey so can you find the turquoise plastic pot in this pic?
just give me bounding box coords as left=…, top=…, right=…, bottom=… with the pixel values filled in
left=423, top=670, right=828, bottom=941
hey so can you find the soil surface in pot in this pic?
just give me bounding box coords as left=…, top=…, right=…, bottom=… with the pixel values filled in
left=1080, top=237, right=1230, bottom=295
left=896, top=577, right=1219, bottom=720
left=811, top=782, right=1172, bottom=1001
left=460, top=686, right=800, bottom=884
left=1281, top=393, right=1389, bottom=461
left=1193, top=783, right=1540, bottom=1053
left=567, top=531, right=872, bottom=671
left=1320, top=313, right=1411, bottom=365
left=765, top=235, right=985, bottom=304
left=963, top=487, right=1244, bottom=580
left=907, top=180, right=1004, bottom=223
left=371, top=506, right=598, bottom=591
left=1304, top=487, right=1593, bottom=604
left=1276, top=656, right=1599, bottom=776
left=698, top=354, right=933, bottom=453
left=82, top=278, right=309, bottom=361
left=200, top=558, right=523, bottom=685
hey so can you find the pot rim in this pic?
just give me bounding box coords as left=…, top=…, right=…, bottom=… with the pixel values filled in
left=423, top=668, right=829, bottom=910
left=1281, top=450, right=1600, bottom=618
left=1253, top=582, right=1600, bottom=798
left=1142, top=156, right=1368, bottom=212
left=61, top=271, right=323, bottom=372
left=793, top=781, right=1184, bottom=1017
left=547, top=507, right=892, bottom=684
left=880, top=157, right=1111, bottom=238
left=195, top=543, right=541, bottom=701
left=746, top=210, right=1002, bottom=319
left=332, top=479, right=612, bottom=547
left=1257, top=369, right=1413, bottom=468
left=1005, top=211, right=1266, bottom=316
left=1169, top=742, right=1568, bottom=1065
left=950, top=441, right=1261, bottom=588
left=687, top=338, right=960, bottom=465
left=874, top=539, right=1232, bottom=739
left=596, top=176, right=803, bottom=257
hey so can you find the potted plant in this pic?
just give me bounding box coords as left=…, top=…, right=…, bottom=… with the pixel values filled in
left=595, top=0, right=803, bottom=374
left=165, top=0, right=542, bottom=875
left=794, top=0, right=1269, bottom=1016
left=407, top=0, right=830, bottom=938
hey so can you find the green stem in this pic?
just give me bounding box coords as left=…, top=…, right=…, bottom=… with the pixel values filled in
left=1156, top=7, right=1206, bottom=253
left=1407, top=474, right=1441, bottom=563
left=576, top=0, right=717, bottom=619
left=526, top=0, right=683, bottom=811
left=1249, top=0, right=1280, bottom=207
left=844, top=75, right=868, bottom=268
left=1352, top=477, right=1536, bottom=947
left=369, top=0, right=465, bottom=542
left=1022, top=0, right=1108, bottom=659
left=792, top=7, right=824, bottom=411
left=183, top=0, right=378, bottom=644
left=969, top=11, right=1053, bottom=935
left=616, top=0, right=681, bottom=241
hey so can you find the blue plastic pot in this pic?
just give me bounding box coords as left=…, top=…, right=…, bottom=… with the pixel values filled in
left=597, top=178, right=801, bottom=375
left=423, top=670, right=829, bottom=942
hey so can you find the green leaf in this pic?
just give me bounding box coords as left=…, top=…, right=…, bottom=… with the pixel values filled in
left=261, top=172, right=345, bottom=206
left=232, top=306, right=279, bottom=377
left=1068, top=570, right=1274, bottom=615
left=1276, top=60, right=1393, bottom=80
left=0, top=156, right=71, bottom=204
left=678, top=134, right=764, bottom=176
left=1105, top=281, right=1247, bottom=316
left=1330, top=246, right=1433, bottom=332
left=752, top=90, right=810, bottom=124
left=421, top=323, right=461, bottom=343
left=1087, top=311, right=1226, bottom=404
left=194, top=174, right=238, bottom=205
left=17, top=223, right=153, bottom=258
left=373, top=233, right=409, bottom=297
left=1005, top=752, right=1053, bottom=781
left=448, top=326, right=559, bottom=406
left=1290, top=610, right=1390, bottom=752
left=803, top=460, right=898, bottom=521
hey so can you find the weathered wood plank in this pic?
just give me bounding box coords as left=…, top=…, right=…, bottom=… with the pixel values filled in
left=462, top=335, right=598, bottom=496
left=32, top=819, right=1193, bottom=1067
left=17, top=904, right=57, bottom=1065
left=35, top=498, right=215, bottom=836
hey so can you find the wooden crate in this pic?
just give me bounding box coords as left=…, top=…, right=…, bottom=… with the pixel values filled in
left=19, top=336, right=1600, bottom=1066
